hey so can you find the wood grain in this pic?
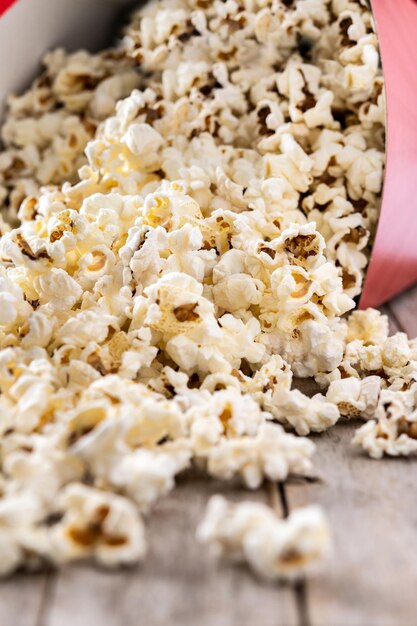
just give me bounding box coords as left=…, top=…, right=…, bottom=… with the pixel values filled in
left=285, top=421, right=417, bottom=626
left=379, top=304, right=401, bottom=335
left=282, top=305, right=415, bottom=626
left=3, top=302, right=417, bottom=626
left=0, top=573, right=48, bottom=626
left=44, top=474, right=298, bottom=626
left=387, top=283, right=417, bottom=337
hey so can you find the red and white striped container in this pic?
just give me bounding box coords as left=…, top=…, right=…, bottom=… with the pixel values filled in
left=1, top=0, right=417, bottom=308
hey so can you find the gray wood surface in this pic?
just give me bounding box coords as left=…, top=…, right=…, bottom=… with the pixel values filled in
left=284, top=291, right=417, bottom=626
left=1, top=287, right=417, bottom=626
left=285, top=420, right=417, bottom=626
left=44, top=476, right=297, bottom=626
left=0, top=573, right=48, bottom=626
left=389, top=284, right=417, bottom=337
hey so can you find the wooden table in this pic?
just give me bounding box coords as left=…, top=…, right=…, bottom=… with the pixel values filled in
left=2, top=285, right=417, bottom=626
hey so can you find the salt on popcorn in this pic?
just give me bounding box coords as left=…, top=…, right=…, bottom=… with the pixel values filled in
left=0, top=0, right=401, bottom=580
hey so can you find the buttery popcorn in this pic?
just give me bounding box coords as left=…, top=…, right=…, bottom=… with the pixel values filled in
left=0, top=0, right=394, bottom=578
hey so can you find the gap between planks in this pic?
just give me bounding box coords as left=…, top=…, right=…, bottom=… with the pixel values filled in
left=267, top=481, right=312, bottom=626
left=34, top=571, right=57, bottom=626
left=3, top=293, right=416, bottom=626
left=40, top=475, right=298, bottom=626
left=284, top=297, right=417, bottom=626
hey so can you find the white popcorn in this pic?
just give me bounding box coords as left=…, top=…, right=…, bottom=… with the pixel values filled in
left=109, top=442, right=192, bottom=512
left=271, top=319, right=347, bottom=378
left=0, top=0, right=388, bottom=577
left=327, top=376, right=381, bottom=419
left=55, top=308, right=117, bottom=348
left=124, top=123, right=163, bottom=166
left=197, top=496, right=331, bottom=580
left=213, top=273, right=263, bottom=312
left=3, top=435, right=83, bottom=506
left=34, top=268, right=83, bottom=312
left=346, top=309, right=389, bottom=346
left=50, top=483, right=147, bottom=567
left=0, top=269, right=32, bottom=328
left=353, top=386, right=417, bottom=458
left=187, top=388, right=264, bottom=448
left=206, top=423, right=315, bottom=489
left=0, top=493, right=49, bottom=576
left=382, top=334, right=411, bottom=370
left=353, top=419, right=417, bottom=459
left=271, top=388, right=340, bottom=436
left=90, top=72, right=141, bottom=119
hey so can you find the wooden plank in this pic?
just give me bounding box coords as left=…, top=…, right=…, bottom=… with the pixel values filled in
left=388, top=283, right=417, bottom=336
left=45, top=474, right=298, bottom=626
left=379, top=304, right=401, bottom=335
left=0, top=573, right=48, bottom=626
left=6, top=302, right=411, bottom=626
left=285, top=421, right=417, bottom=626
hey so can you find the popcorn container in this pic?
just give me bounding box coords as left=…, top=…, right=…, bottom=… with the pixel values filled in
left=0, top=0, right=416, bottom=309
left=360, top=0, right=417, bottom=308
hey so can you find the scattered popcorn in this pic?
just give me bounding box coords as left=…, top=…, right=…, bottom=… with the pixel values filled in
left=197, top=496, right=331, bottom=580
left=206, top=423, right=316, bottom=488
left=327, top=376, right=381, bottom=419
left=353, top=386, right=417, bottom=458
left=50, top=483, right=147, bottom=567
left=0, top=493, right=49, bottom=576
left=0, top=0, right=399, bottom=580
left=271, top=388, right=340, bottom=436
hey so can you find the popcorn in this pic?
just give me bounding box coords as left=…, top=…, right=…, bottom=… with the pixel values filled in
left=353, top=386, right=417, bottom=458
left=197, top=496, right=331, bottom=580
left=50, top=483, right=147, bottom=567
left=1, top=46, right=138, bottom=220
left=327, top=376, right=381, bottom=419
left=187, top=388, right=264, bottom=447
left=0, top=0, right=389, bottom=577
left=124, top=123, right=163, bottom=166
left=271, top=388, right=340, bottom=436
left=34, top=268, right=83, bottom=312
left=346, top=308, right=389, bottom=346
left=2, top=432, right=82, bottom=489
left=0, top=268, right=32, bottom=328
left=108, top=442, right=192, bottom=512
left=353, top=418, right=417, bottom=459
left=206, top=423, right=315, bottom=489
left=0, top=493, right=49, bottom=576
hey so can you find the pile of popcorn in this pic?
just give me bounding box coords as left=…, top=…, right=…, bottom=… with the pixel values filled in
left=0, top=0, right=414, bottom=579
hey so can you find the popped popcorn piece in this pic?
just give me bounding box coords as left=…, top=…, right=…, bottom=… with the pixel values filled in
left=0, top=493, right=49, bottom=576
left=271, top=388, right=340, bottom=436
left=353, top=386, right=417, bottom=458
left=206, top=423, right=315, bottom=489
left=346, top=309, right=389, bottom=345
left=327, top=376, right=381, bottom=418
left=108, top=442, right=192, bottom=512
left=197, top=496, right=330, bottom=580
left=50, top=483, right=147, bottom=567
left=353, top=418, right=417, bottom=459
